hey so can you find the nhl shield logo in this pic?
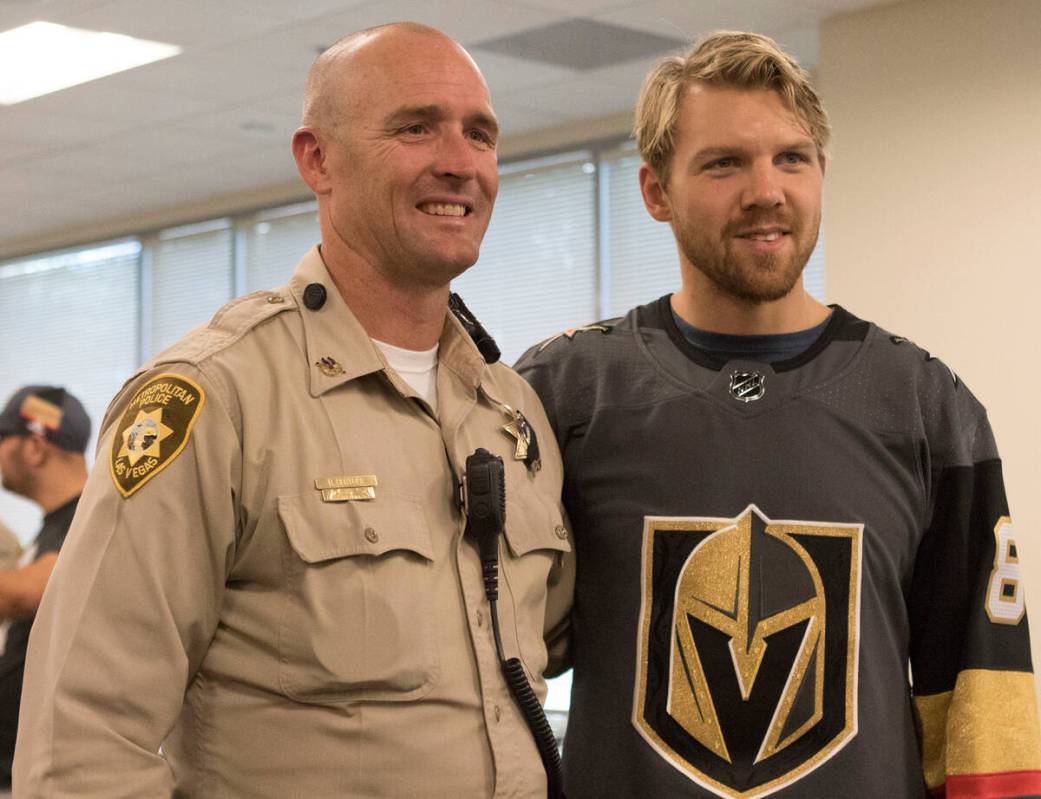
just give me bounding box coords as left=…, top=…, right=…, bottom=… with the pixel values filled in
left=633, top=505, right=862, bottom=798
left=729, top=371, right=765, bottom=403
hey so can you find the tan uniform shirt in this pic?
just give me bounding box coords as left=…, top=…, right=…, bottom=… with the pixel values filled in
left=14, top=248, right=573, bottom=798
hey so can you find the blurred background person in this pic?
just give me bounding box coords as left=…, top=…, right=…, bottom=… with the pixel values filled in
left=0, top=386, right=89, bottom=794
left=0, top=522, right=21, bottom=572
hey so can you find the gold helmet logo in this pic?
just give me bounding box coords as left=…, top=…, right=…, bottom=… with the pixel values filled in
left=668, top=508, right=825, bottom=764
left=634, top=505, right=862, bottom=799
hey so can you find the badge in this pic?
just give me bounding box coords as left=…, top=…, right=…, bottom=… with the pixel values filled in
left=729, top=371, right=765, bottom=403
left=316, top=357, right=344, bottom=377
left=500, top=404, right=541, bottom=474
left=110, top=374, right=205, bottom=498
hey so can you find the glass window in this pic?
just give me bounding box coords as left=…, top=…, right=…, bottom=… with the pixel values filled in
left=148, top=219, right=234, bottom=356
left=245, top=202, right=320, bottom=293
left=0, top=241, right=140, bottom=540
left=453, top=154, right=598, bottom=365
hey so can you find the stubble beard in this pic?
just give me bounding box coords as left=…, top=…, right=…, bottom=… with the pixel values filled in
left=675, top=211, right=821, bottom=305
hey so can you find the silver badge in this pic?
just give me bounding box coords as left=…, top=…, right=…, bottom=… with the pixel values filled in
left=729, top=371, right=765, bottom=403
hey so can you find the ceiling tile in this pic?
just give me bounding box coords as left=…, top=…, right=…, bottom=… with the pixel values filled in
left=472, top=18, right=686, bottom=70
left=497, top=53, right=659, bottom=121
left=505, top=0, right=636, bottom=14
left=312, top=0, right=565, bottom=46
left=469, top=50, right=580, bottom=96
left=597, top=0, right=820, bottom=49
left=0, top=0, right=111, bottom=32
left=61, top=0, right=365, bottom=50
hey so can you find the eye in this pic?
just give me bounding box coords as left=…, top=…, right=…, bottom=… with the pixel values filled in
left=398, top=123, right=428, bottom=136
left=780, top=151, right=810, bottom=165
left=467, top=128, right=495, bottom=146
left=706, top=156, right=738, bottom=170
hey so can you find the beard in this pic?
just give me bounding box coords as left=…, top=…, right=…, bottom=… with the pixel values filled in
left=674, top=209, right=821, bottom=304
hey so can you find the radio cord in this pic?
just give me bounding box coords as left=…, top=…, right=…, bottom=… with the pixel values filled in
left=481, top=548, right=565, bottom=799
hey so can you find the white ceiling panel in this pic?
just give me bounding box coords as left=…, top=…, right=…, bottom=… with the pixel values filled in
left=507, top=0, right=635, bottom=15
left=0, top=0, right=109, bottom=30
left=62, top=0, right=344, bottom=50
left=598, top=0, right=822, bottom=50
left=496, top=52, right=660, bottom=121
left=311, top=0, right=564, bottom=46
left=469, top=50, right=580, bottom=96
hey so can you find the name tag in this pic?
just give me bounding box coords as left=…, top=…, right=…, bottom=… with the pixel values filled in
left=315, top=475, right=378, bottom=502
left=321, top=486, right=376, bottom=502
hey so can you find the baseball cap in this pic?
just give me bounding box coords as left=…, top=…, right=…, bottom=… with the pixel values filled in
left=0, top=386, right=91, bottom=453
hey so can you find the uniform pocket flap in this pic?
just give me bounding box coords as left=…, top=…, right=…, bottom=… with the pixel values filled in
left=503, top=482, right=572, bottom=558
left=278, top=489, right=434, bottom=563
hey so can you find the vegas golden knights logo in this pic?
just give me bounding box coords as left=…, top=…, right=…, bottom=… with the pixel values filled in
left=633, top=505, right=862, bottom=798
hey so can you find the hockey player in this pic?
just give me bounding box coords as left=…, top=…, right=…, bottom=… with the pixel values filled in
left=517, top=31, right=1041, bottom=799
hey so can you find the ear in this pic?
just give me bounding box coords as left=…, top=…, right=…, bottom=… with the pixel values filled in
left=818, top=151, right=827, bottom=177
left=22, top=434, right=48, bottom=468
left=292, top=127, right=332, bottom=195
left=639, top=162, right=673, bottom=223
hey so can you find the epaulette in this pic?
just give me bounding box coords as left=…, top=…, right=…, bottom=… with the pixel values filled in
left=152, top=289, right=297, bottom=367
left=535, top=323, right=613, bottom=354
left=100, top=290, right=295, bottom=433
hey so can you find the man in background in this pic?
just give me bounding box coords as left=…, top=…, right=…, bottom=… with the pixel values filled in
left=519, top=31, right=1041, bottom=798
left=15, top=22, right=570, bottom=797
left=0, top=522, right=21, bottom=571
left=0, top=386, right=89, bottom=793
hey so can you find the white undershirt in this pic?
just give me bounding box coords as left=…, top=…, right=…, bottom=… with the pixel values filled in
left=372, top=338, right=439, bottom=413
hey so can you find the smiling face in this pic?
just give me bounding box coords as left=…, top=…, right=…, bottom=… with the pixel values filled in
left=641, top=84, right=823, bottom=304
left=297, top=29, right=499, bottom=291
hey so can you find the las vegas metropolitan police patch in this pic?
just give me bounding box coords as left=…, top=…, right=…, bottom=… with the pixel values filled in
left=633, top=505, right=862, bottom=798
left=109, top=373, right=205, bottom=498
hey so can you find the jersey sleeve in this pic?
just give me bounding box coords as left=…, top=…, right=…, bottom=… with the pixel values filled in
left=13, top=364, right=241, bottom=797
left=909, top=400, right=1041, bottom=797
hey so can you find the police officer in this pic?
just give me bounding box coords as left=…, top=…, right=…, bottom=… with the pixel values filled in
left=15, top=23, right=572, bottom=797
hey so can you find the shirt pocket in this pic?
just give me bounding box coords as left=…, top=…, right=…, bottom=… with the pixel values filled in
left=276, top=488, right=439, bottom=704
left=498, top=476, right=572, bottom=681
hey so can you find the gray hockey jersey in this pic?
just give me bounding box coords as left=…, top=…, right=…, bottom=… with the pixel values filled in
left=517, top=297, right=1041, bottom=799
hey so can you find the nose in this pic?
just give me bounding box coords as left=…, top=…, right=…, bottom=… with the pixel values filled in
left=741, top=162, right=784, bottom=210
left=433, top=128, right=477, bottom=181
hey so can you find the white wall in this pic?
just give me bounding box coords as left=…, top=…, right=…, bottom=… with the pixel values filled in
left=820, top=0, right=1041, bottom=679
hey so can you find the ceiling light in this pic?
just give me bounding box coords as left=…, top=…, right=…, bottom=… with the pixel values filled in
left=0, top=21, right=181, bottom=105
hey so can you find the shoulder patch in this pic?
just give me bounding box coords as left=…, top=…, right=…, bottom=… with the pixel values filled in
left=109, top=373, right=206, bottom=498
left=536, top=323, right=612, bottom=353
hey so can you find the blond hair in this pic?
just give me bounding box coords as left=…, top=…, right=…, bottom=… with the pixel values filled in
left=635, top=31, right=830, bottom=187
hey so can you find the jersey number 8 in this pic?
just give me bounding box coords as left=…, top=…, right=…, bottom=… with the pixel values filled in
left=986, top=516, right=1026, bottom=625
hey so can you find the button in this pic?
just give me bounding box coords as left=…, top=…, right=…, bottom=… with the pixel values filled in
left=364, top=527, right=379, bottom=543
left=555, top=525, right=568, bottom=540
left=266, top=294, right=284, bottom=304
left=303, top=282, right=327, bottom=310
left=476, top=609, right=484, bottom=627
left=493, top=705, right=502, bottom=722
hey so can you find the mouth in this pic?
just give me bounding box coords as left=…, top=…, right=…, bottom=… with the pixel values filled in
left=735, top=227, right=789, bottom=242
left=417, top=202, right=471, bottom=218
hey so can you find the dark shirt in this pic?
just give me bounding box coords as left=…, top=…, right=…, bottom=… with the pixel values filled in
left=672, top=307, right=833, bottom=363
left=0, top=495, right=78, bottom=786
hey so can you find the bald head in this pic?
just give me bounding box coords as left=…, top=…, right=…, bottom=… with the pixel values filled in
left=301, top=23, right=482, bottom=138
